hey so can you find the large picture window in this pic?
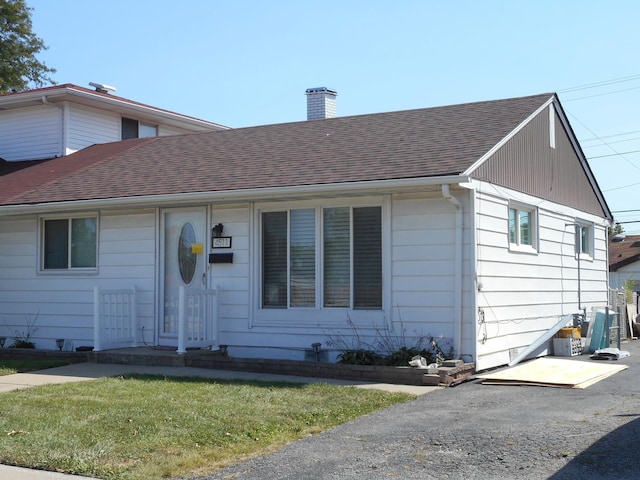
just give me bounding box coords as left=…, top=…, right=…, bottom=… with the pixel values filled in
left=261, top=205, right=382, bottom=310
left=42, top=216, right=97, bottom=270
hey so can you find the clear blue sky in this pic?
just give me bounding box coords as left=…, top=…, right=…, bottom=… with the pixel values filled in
left=27, top=0, right=640, bottom=231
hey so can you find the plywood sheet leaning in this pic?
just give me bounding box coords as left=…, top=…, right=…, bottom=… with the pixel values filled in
left=476, top=357, right=628, bottom=389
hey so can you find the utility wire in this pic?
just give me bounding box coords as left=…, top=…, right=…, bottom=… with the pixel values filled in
left=589, top=149, right=640, bottom=159
left=558, top=73, right=640, bottom=93
left=603, top=181, right=640, bottom=192
left=561, top=85, right=640, bottom=102
left=567, top=112, right=640, bottom=172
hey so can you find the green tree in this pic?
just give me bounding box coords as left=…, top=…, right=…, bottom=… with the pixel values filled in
left=0, top=0, right=55, bottom=93
left=608, top=222, right=624, bottom=238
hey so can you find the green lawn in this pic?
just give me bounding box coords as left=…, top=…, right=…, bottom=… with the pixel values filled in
left=0, top=358, right=70, bottom=376
left=0, top=374, right=415, bottom=479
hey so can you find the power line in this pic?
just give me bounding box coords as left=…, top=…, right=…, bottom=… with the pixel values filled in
left=558, top=73, right=640, bottom=93
left=603, top=181, right=640, bottom=192
left=567, top=112, right=640, bottom=172
left=581, top=129, right=640, bottom=142
left=589, top=149, right=640, bottom=159
left=561, top=85, right=640, bottom=102
left=582, top=136, right=640, bottom=148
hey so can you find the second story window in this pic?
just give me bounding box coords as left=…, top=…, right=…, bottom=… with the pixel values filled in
left=122, top=118, right=158, bottom=140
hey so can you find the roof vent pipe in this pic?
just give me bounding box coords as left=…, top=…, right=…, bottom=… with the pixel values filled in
left=305, top=87, right=337, bottom=120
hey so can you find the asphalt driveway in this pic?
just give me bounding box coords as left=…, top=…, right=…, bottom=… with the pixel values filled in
left=193, top=340, right=640, bottom=480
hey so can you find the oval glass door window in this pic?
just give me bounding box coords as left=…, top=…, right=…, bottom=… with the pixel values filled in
left=178, top=222, right=197, bottom=284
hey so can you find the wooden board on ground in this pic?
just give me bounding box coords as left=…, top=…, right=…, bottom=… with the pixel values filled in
left=476, top=357, right=628, bottom=389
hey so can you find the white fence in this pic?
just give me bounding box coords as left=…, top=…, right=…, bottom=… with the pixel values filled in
left=177, top=286, right=219, bottom=354
left=93, top=285, right=219, bottom=352
left=93, top=286, right=138, bottom=351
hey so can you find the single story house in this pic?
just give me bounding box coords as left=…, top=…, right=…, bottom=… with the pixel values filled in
left=0, top=91, right=612, bottom=370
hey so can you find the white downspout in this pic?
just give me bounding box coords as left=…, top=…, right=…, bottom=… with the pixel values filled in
left=442, top=184, right=463, bottom=359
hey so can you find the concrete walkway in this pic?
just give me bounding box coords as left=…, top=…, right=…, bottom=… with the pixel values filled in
left=0, top=361, right=439, bottom=479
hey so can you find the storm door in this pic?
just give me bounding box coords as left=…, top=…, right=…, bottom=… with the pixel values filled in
left=159, top=207, right=207, bottom=345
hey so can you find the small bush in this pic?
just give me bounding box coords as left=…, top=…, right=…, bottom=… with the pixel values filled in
left=337, top=349, right=382, bottom=365
left=326, top=312, right=452, bottom=367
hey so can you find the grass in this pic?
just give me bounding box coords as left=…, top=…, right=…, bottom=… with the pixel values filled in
left=0, top=358, right=70, bottom=376
left=0, top=374, right=415, bottom=479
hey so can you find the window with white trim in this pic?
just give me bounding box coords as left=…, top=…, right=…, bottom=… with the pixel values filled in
left=41, top=216, right=97, bottom=270
left=261, top=205, right=382, bottom=310
left=576, top=222, right=593, bottom=257
left=508, top=205, right=536, bottom=249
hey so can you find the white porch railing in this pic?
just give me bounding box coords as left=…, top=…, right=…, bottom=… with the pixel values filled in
left=177, top=285, right=219, bottom=354
left=93, top=286, right=138, bottom=351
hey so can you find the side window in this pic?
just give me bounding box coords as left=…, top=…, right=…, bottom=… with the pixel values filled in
left=577, top=222, right=593, bottom=257
left=42, top=216, right=97, bottom=271
left=508, top=205, right=537, bottom=251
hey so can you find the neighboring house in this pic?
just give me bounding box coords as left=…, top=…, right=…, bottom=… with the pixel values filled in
left=609, top=234, right=640, bottom=290
left=0, top=91, right=612, bottom=371
left=0, top=82, right=228, bottom=163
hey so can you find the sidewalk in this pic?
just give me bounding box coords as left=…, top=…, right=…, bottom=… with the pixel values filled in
left=0, top=361, right=439, bottom=479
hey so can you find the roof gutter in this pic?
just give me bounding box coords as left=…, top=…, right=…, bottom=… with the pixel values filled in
left=64, top=88, right=228, bottom=131
left=0, top=175, right=471, bottom=217
left=0, top=85, right=228, bottom=131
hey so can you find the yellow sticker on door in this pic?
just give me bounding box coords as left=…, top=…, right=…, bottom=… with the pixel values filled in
left=191, top=243, right=204, bottom=254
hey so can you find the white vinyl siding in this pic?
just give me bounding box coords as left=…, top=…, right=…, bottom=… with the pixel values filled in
left=0, top=106, right=61, bottom=161
left=66, top=105, right=120, bottom=154
left=475, top=184, right=609, bottom=370
left=0, top=211, right=156, bottom=350
left=390, top=193, right=470, bottom=351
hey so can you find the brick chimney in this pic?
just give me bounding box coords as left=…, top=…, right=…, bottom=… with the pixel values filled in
left=305, top=87, right=337, bottom=120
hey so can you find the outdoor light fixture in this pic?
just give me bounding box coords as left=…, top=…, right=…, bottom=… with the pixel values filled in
left=211, top=223, right=232, bottom=249
left=56, top=338, right=64, bottom=351
left=219, top=344, right=228, bottom=356
left=211, top=223, right=224, bottom=238
left=0, top=336, right=5, bottom=348
left=311, top=342, right=322, bottom=362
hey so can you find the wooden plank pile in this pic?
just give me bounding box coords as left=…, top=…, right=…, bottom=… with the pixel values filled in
left=422, top=359, right=475, bottom=387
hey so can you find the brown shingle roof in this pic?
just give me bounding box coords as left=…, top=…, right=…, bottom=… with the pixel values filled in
left=609, top=235, right=640, bottom=271
left=0, top=93, right=554, bottom=206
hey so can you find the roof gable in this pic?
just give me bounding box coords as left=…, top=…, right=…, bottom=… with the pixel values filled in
left=467, top=96, right=611, bottom=220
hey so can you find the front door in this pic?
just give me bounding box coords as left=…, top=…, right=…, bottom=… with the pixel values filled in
left=160, top=207, right=207, bottom=345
